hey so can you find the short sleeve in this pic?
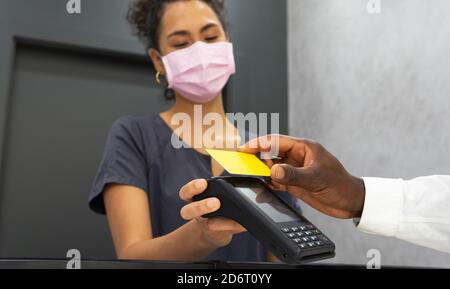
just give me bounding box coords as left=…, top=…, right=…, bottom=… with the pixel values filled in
left=89, top=116, right=149, bottom=214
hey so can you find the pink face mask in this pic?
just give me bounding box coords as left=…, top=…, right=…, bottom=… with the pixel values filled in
left=161, top=41, right=236, bottom=103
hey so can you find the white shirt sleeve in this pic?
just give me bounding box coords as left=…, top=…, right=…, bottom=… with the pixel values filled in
left=357, top=176, right=450, bottom=253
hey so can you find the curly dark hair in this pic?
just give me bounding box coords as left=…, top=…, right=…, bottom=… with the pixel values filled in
left=127, top=0, right=228, bottom=101
left=128, top=0, right=228, bottom=49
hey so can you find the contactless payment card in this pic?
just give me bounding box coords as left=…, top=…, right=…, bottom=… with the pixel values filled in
left=206, top=149, right=271, bottom=177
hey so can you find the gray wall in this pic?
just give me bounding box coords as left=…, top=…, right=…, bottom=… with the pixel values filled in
left=288, top=0, right=450, bottom=267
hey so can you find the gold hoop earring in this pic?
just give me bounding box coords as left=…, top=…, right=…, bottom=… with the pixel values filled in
left=155, top=71, right=162, bottom=84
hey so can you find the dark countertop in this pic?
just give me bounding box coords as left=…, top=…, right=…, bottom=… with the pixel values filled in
left=0, top=259, right=401, bottom=269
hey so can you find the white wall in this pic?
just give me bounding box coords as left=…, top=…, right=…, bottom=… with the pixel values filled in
left=288, top=0, right=450, bottom=267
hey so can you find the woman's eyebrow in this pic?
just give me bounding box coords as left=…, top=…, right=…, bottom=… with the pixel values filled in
left=167, top=30, right=190, bottom=39
left=200, top=23, right=219, bottom=33
left=166, top=23, right=219, bottom=39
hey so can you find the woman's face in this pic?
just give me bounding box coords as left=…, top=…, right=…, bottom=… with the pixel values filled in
left=149, top=0, right=228, bottom=76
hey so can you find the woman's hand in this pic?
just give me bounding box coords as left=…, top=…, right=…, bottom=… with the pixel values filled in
left=179, top=179, right=246, bottom=248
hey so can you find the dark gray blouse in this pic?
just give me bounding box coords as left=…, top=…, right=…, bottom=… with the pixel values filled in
left=89, top=114, right=298, bottom=262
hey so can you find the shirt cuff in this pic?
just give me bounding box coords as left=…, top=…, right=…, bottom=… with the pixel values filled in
left=355, top=177, right=405, bottom=237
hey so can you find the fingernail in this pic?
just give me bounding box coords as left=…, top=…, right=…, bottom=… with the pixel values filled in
left=206, top=198, right=219, bottom=209
left=195, top=179, right=205, bottom=189
left=273, top=166, right=285, bottom=179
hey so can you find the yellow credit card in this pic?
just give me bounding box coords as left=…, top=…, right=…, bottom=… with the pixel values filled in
left=206, top=149, right=271, bottom=177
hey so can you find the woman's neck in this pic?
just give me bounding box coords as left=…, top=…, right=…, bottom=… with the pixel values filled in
left=163, top=94, right=227, bottom=119
left=160, top=94, right=241, bottom=152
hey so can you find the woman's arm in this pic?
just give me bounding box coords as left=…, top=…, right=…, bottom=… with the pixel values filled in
left=104, top=184, right=216, bottom=260
left=104, top=180, right=245, bottom=261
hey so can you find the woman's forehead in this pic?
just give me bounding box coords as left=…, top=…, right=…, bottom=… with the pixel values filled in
left=160, top=1, right=222, bottom=35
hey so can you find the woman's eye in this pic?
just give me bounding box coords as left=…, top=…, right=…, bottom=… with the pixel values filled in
left=174, top=42, right=189, bottom=48
left=205, top=36, right=219, bottom=42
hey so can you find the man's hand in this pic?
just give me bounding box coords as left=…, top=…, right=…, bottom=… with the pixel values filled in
left=241, top=135, right=366, bottom=219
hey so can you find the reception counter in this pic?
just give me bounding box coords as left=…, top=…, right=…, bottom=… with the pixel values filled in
left=0, top=259, right=399, bottom=269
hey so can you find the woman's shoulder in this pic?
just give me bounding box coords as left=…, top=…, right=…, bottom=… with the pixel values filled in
left=111, top=114, right=157, bottom=129
left=108, top=114, right=172, bottom=151
left=110, top=114, right=166, bottom=137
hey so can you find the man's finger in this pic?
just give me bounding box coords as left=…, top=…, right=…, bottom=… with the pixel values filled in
left=271, top=164, right=317, bottom=189
left=269, top=180, right=287, bottom=191
left=239, top=135, right=300, bottom=154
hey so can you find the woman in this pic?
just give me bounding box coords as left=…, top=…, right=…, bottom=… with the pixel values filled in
left=89, top=0, right=297, bottom=261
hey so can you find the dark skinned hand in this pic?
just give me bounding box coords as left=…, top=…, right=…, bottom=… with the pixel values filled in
left=240, top=135, right=366, bottom=219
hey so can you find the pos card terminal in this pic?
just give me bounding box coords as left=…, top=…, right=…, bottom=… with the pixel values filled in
left=193, top=176, right=336, bottom=264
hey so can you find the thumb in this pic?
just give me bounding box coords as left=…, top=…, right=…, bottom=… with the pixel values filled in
left=271, top=164, right=316, bottom=189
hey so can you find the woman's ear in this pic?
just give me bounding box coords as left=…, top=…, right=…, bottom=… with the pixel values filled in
left=148, top=48, right=166, bottom=75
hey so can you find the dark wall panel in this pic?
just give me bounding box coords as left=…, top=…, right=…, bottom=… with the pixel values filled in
left=0, top=44, right=167, bottom=258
